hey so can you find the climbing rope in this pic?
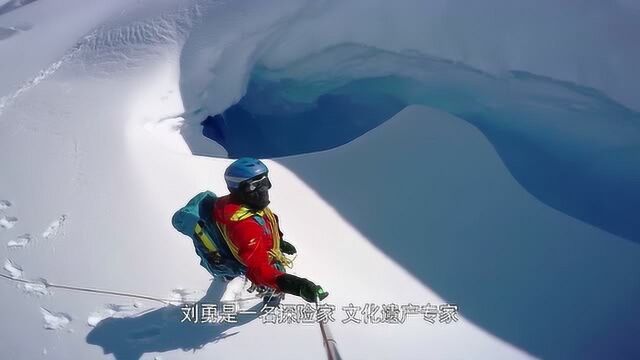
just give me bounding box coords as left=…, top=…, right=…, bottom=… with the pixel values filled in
left=0, top=273, right=181, bottom=305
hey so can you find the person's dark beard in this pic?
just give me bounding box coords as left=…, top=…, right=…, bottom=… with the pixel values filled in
left=241, top=187, right=270, bottom=211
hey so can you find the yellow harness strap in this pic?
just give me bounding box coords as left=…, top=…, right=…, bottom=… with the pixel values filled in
left=194, top=222, right=217, bottom=253
left=268, top=249, right=295, bottom=269
left=230, top=206, right=264, bottom=221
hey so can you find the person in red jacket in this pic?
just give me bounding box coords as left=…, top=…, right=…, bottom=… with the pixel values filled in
left=213, top=157, right=328, bottom=303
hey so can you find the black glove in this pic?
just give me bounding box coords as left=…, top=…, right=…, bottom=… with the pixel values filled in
left=276, top=274, right=329, bottom=303
left=280, top=240, right=297, bottom=255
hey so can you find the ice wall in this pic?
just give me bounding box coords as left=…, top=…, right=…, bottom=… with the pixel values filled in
left=175, top=0, right=640, bottom=117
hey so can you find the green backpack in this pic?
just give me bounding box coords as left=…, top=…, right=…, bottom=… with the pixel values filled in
left=171, top=191, right=246, bottom=278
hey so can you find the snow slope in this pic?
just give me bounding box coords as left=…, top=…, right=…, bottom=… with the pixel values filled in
left=1, top=0, right=640, bottom=359
left=0, top=58, right=530, bottom=359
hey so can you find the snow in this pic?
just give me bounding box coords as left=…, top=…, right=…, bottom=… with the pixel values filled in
left=0, top=0, right=639, bottom=359
left=0, top=215, right=18, bottom=229
left=40, top=307, right=72, bottom=331
left=41, top=215, right=67, bottom=240
left=169, top=288, right=203, bottom=304
left=22, top=280, right=50, bottom=296
left=7, top=233, right=32, bottom=249
left=0, top=199, right=12, bottom=209
left=261, top=0, right=640, bottom=111
left=87, top=304, right=139, bottom=327
left=86, top=312, right=112, bottom=328
left=3, top=258, right=23, bottom=279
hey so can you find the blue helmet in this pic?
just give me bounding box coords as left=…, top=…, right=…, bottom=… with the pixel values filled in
left=224, top=157, right=269, bottom=191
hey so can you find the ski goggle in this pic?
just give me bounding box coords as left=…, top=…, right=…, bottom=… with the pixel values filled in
left=241, top=174, right=271, bottom=193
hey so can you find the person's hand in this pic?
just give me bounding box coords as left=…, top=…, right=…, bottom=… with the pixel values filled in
left=276, top=274, right=329, bottom=303
left=280, top=240, right=297, bottom=255
left=300, top=281, right=329, bottom=303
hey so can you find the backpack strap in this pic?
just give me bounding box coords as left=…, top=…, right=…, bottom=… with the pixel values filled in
left=216, top=221, right=245, bottom=266
left=194, top=220, right=218, bottom=253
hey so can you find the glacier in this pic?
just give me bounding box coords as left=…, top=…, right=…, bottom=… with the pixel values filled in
left=1, top=0, right=639, bottom=359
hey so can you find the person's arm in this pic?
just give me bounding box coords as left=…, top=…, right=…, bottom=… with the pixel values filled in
left=229, top=219, right=328, bottom=302
left=275, top=273, right=329, bottom=303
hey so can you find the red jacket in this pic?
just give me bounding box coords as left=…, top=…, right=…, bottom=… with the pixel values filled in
left=212, top=195, right=287, bottom=290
